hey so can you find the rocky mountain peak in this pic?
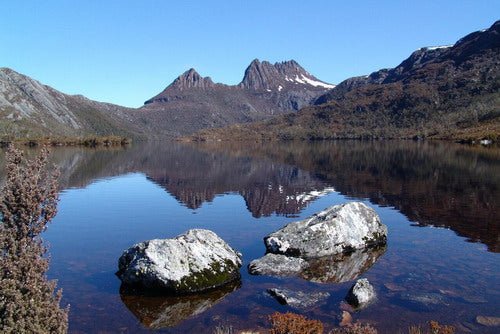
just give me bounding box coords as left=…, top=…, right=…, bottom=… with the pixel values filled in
left=144, top=68, right=217, bottom=104
left=240, top=59, right=335, bottom=90
left=239, top=59, right=277, bottom=90
left=169, top=68, right=215, bottom=91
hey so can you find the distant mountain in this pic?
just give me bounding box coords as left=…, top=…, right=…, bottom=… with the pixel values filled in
left=191, top=20, right=500, bottom=142
left=0, top=68, right=143, bottom=139
left=135, top=59, right=334, bottom=136
left=0, top=59, right=334, bottom=139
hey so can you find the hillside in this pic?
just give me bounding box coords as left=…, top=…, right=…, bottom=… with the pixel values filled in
left=190, top=21, right=500, bottom=142
left=0, top=68, right=146, bottom=140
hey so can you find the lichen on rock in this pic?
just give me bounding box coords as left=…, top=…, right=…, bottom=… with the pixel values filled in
left=116, top=229, right=242, bottom=294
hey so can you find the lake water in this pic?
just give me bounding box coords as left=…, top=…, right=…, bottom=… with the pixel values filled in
left=4, top=141, right=499, bottom=333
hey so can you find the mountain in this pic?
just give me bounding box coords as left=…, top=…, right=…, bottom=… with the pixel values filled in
left=0, top=68, right=144, bottom=139
left=190, top=20, right=500, bottom=142
left=134, top=59, right=334, bottom=136
left=0, top=60, right=334, bottom=139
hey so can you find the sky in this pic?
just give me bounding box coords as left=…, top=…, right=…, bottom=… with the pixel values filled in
left=1, top=1, right=498, bottom=108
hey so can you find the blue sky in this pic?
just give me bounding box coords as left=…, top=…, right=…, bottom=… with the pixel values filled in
left=1, top=1, right=498, bottom=107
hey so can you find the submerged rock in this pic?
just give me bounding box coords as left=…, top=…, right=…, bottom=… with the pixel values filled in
left=267, top=288, right=330, bottom=309
left=345, top=278, right=376, bottom=308
left=248, top=253, right=308, bottom=276
left=476, top=316, right=500, bottom=327
left=248, top=248, right=385, bottom=283
left=117, top=229, right=242, bottom=293
left=302, top=247, right=386, bottom=283
left=264, top=202, right=387, bottom=258
left=120, top=280, right=240, bottom=328
left=397, top=292, right=449, bottom=311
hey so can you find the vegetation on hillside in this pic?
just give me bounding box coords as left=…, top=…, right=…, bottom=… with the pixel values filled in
left=0, top=135, right=131, bottom=148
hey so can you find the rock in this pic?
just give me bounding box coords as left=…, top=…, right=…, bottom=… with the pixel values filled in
left=120, top=281, right=240, bottom=328
left=248, top=253, right=308, bottom=276
left=461, top=295, right=488, bottom=304
left=384, top=282, right=406, bottom=292
left=264, top=202, right=387, bottom=258
left=117, top=229, right=242, bottom=293
left=249, top=203, right=386, bottom=283
left=397, top=292, right=448, bottom=311
left=345, top=278, right=376, bottom=308
left=339, top=311, right=353, bottom=327
left=249, top=246, right=385, bottom=283
left=267, top=288, right=330, bottom=309
left=476, top=316, right=500, bottom=327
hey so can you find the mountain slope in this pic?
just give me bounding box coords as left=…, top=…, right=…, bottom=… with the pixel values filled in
left=191, top=21, right=500, bottom=142
left=0, top=68, right=144, bottom=139
left=134, top=59, right=334, bottom=136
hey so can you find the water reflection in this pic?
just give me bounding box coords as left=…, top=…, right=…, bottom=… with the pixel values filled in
left=1, top=140, right=498, bottom=251
left=249, top=247, right=386, bottom=283
left=303, top=247, right=387, bottom=283
left=120, top=281, right=241, bottom=329
left=191, top=141, right=500, bottom=252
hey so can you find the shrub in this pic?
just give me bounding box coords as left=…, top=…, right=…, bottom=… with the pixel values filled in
left=408, top=321, right=455, bottom=334
left=213, top=325, right=235, bottom=334
left=330, top=322, right=378, bottom=334
left=0, top=145, right=68, bottom=333
left=269, top=312, right=324, bottom=334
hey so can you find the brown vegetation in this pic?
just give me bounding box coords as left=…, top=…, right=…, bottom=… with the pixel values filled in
left=269, top=312, right=324, bottom=334
left=0, top=135, right=131, bottom=148
left=408, top=321, right=455, bottom=334
left=0, top=145, right=68, bottom=333
left=330, top=322, right=378, bottom=334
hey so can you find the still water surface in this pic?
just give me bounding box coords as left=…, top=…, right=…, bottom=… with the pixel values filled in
left=6, top=141, right=499, bottom=333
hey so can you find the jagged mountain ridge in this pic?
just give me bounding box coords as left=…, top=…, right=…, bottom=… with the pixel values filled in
left=136, top=59, right=335, bottom=136
left=239, top=59, right=334, bottom=90
left=192, top=20, right=500, bottom=141
left=146, top=59, right=334, bottom=102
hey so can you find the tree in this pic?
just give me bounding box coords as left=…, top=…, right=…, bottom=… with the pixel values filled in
left=0, top=145, right=68, bottom=333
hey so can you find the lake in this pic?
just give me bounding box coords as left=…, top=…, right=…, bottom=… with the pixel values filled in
left=4, top=141, right=499, bottom=333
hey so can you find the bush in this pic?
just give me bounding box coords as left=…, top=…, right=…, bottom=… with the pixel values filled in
left=408, top=321, right=455, bottom=334
left=269, top=312, right=324, bottom=334
left=330, top=322, right=378, bottom=334
left=0, top=145, right=68, bottom=333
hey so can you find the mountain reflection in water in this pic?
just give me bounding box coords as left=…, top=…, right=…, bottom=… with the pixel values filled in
left=2, top=141, right=497, bottom=252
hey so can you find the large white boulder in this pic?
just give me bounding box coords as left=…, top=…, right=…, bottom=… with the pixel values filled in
left=117, top=229, right=242, bottom=293
left=264, top=202, right=387, bottom=258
